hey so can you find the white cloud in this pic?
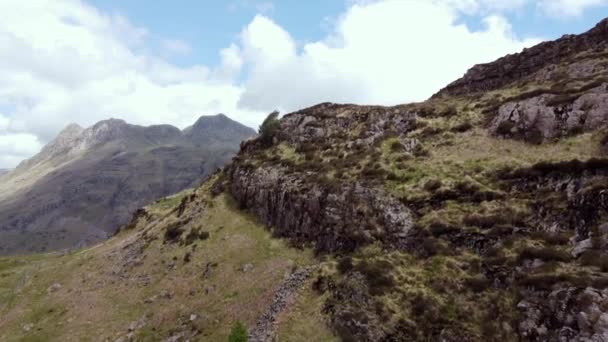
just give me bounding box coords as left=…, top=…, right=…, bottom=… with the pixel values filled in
left=214, top=44, right=245, bottom=81
left=0, top=133, right=42, bottom=168
left=0, top=0, right=266, bottom=167
left=539, top=0, right=608, bottom=18
left=237, top=0, right=539, bottom=112
left=161, top=39, right=192, bottom=56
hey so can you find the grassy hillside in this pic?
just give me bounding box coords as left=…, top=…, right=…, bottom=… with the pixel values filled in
left=0, top=179, right=336, bottom=341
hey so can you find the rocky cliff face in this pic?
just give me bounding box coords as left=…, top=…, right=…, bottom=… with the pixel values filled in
left=229, top=165, right=412, bottom=253
left=0, top=114, right=255, bottom=255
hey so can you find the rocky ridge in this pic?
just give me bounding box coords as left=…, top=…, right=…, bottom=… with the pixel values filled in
left=217, top=18, right=608, bottom=341
left=436, top=18, right=608, bottom=97
left=0, top=114, right=255, bottom=255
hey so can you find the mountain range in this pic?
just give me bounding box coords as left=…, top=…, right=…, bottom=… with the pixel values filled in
left=0, top=114, right=255, bottom=255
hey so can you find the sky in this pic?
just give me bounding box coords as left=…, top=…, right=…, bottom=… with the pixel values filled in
left=0, top=0, right=606, bottom=168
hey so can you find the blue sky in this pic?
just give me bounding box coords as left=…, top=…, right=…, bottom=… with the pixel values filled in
left=88, top=1, right=348, bottom=67
left=88, top=0, right=607, bottom=69
left=0, top=0, right=606, bottom=167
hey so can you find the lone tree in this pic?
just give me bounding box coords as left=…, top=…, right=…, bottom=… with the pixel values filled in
left=258, top=111, right=280, bottom=147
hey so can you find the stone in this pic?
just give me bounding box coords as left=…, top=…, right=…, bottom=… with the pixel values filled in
left=47, top=283, right=62, bottom=294
left=144, top=295, right=158, bottom=304
left=573, top=239, right=594, bottom=257
left=594, top=313, right=608, bottom=332
left=22, top=323, right=34, bottom=332
left=599, top=222, right=608, bottom=235
left=159, top=290, right=173, bottom=299
left=241, top=263, right=254, bottom=273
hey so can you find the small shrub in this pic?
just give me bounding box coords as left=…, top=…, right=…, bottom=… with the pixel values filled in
left=462, top=214, right=506, bottom=229
left=531, top=231, right=570, bottom=245
left=417, top=106, right=437, bottom=118
left=258, top=111, right=280, bottom=147
left=579, top=250, right=608, bottom=272
left=390, top=140, right=405, bottom=152
left=419, top=126, right=442, bottom=137
left=496, top=121, right=515, bottom=135
left=385, top=172, right=403, bottom=181
left=451, top=121, right=473, bottom=133
left=355, top=259, right=395, bottom=295
left=502, top=158, right=608, bottom=179
left=518, top=246, right=572, bottom=263
left=429, top=221, right=459, bottom=236
left=487, top=225, right=514, bottom=237
left=464, top=275, right=490, bottom=293
left=413, top=144, right=430, bottom=157
left=524, top=128, right=544, bottom=145
left=441, top=106, right=458, bottom=117
left=182, top=227, right=210, bottom=246
left=361, top=166, right=386, bottom=178
left=517, top=274, right=568, bottom=290
left=423, top=179, right=442, bottom=192
left=164, top=222, right=184, bottom=243
left=420, top=237, right=445, bottom=258
left=546, top=94, right=581, bottom=107
left=338, top=257, right=354, bottom=274
left=228, top=321, right=248, bottom=342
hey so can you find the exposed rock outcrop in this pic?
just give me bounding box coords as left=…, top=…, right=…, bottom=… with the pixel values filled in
left=490, top=83, right=608, bottom=143
left=518, top=287, right=608, bottom=341
left=229, top=165, right=412, bottom=253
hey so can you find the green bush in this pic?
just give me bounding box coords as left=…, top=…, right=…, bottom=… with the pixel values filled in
left=423, top=179, right=442, bottom=192
left=228, top=321, right=248, bottom=342
left=451, top=121, right=473, bottom=133
left=496, top=121, right=515, bottom=135
left=413, top=144, right=430, bottom=157
left=390, top=140, right=405, bottom=152
left=258, top=111, right=280, bottom=147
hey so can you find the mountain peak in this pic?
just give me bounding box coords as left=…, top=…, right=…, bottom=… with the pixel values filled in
left=31, top=123, right=84, bottom=162
left=184, top=114, right=256, bottom=145
left=191, top=113, right=232, bottom=127
left=59, top=123, right=84, bottom=135
left=82, top=118, right=131, bottom=146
